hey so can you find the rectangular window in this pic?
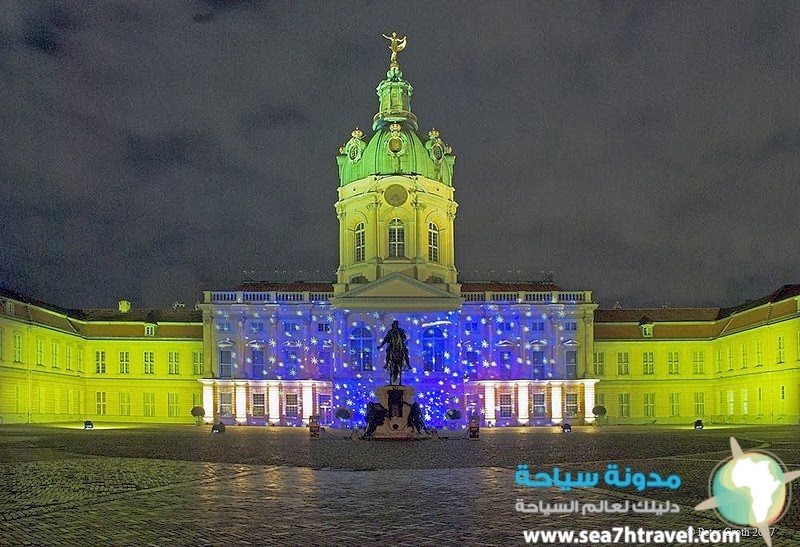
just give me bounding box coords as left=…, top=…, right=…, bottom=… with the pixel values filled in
left=65, top=345, right=73, bottom=371
left=498, top=350, right=513, bottom=372
left=531, top=393, right=546, bottom=417
left=36, top=338, right=44, bottom=365
left=219, top=392, right=232, bottom=416
left=192, top=351, right=203, bottom=375
left=616, top=352, right=629, bottom=375
left=77, top=346, right=83, bottom=372
left=741, top=389, right=748, bottom=415
left=119, top=351, right=130, bottom=374
left=283, top=321, right=300, bottom=334
left=317, top=350, right=331, bottom=377
left=355, top=226, right=365, bottom=262
left=727, top=390, right=734, bottom=415
left=95, top=351, right=106, bottom=374
left=388, top=220, right=404, bottom=257
left=642, top=351, right=654, bottom=375
left=694, top=392, right=705, bottom=417
left=251, top=349, right=264, bottom=366
left=618, top=393, right=630, bottom=418
left=777, top=336, right=784, bottom=363
left=741, top=344, right=748, bottom=369
left=145, top=325, right=155, bottom=336
left=565, top=393, right=578, bottom=417
left=285, top=393, right=299, bottom=417
left=715, top=349, right=722, bottom=373
left=728, top=347, right=734, bottom=371
left=96, top=391, right=107, bottom=415
left=667, top=351, right=679, bottom=374
left=593, top=352, right=604, bottom=376
left=51, top=341, right=59, bottom=368
left=755, top=341, right=762, bottom=366
left=143, top=351, right=154, bottom=374
left=498, top=393, right=513, bottom=418
left=643, top=393, right=655, bottom=417
left=143, top=392, right=156, bottom=417
left=14, top=333, right=23, bottom=362
left=565, top=350, right=577, bottom=379
left=497, top=321, right=512, bottom=333
left=318, top=394, right=332, bottom=423
left=530, top=321, right=545, bottom=332
left=119, top=392, right=131, bottom=416
left=249, top=321, right=265, bottom=334
left=168, top=393, right=179, bottom=417
left=692, top=351, right=705, bottom=374
left=252, top=393, right=266, bottom=417
left=669, top=393, right=680, bottom=417
left=465, top=321, right=480, bottom=334
left=168, top=351, right=180, bottom=375
left=317, top=322, right=331, bottom=333
left=428, top=224, right=439, bottom=262
left=219, top=350, right=232, bottom=377
left=217, top=321, right=232, bottom=332
left=564, top=321, right=577, bottom=331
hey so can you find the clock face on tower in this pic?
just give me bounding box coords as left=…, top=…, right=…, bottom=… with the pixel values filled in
left=384, top=184, right=408, bottom=207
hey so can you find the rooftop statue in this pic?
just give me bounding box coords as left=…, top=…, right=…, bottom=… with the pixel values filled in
left=382, top=31, right=407, bottom=69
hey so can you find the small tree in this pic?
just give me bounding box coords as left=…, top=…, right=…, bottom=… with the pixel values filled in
left=445, top=408, right=462, bottom=421
left=334, top=407, right=353, bottom=428
left=190, top=406, right=205, bottom=425
left=592, top=405, right=607, bottom=424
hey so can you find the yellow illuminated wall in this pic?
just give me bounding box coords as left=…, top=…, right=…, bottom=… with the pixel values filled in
left=0, top=295, right=204, bottom=424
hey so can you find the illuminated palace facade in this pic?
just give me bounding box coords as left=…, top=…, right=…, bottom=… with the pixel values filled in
left=1, top=41, right=798, bottom=428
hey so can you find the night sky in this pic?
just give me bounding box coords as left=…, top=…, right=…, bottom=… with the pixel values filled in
left=2, top=2, right=799, bottom=311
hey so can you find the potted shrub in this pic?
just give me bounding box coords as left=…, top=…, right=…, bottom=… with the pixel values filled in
left=334, top=407, right=353, bottom=428
left=190, top=406, right=205, bottom=425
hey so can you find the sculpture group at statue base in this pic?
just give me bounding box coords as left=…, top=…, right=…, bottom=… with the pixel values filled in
left=361, top=385, right=430, bottom=440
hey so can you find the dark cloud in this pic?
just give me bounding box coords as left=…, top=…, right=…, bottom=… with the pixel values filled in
left=1, top=2, right=799, bottom=309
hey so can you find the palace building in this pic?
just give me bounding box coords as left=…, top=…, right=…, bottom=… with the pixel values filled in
left=1, top=37, right=798, bottom=428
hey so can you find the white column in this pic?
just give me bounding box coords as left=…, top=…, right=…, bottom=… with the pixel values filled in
left=551, top=382, right=563, bottom=424
left=234, top=382, right=247, bottom=424
left=201, top=381, right=214, bottom=424
left=583, top=380, right=598, bottom=423
left=517, top=383, right=529, bottom=425
left=302, top=382, right=314, bottom=425
left=484, top=382, right=496, bottom=425
left=268, top=383, right=281, bottom=425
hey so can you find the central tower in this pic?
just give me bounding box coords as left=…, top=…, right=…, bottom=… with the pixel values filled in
left=333, top=33, right=460, bottom=304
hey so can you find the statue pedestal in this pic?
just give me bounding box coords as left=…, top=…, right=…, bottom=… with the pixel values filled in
left=368, top=385, right=428, bottom=440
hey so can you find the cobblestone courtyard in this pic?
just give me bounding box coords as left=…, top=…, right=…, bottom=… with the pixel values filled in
left=1, top=423, right=798, bottom=546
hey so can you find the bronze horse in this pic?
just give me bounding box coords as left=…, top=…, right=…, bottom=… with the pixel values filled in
left=379, top=321, right=411, bottom=385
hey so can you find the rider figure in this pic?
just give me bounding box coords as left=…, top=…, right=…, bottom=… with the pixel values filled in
left=377, top=320, right=409, bottom=370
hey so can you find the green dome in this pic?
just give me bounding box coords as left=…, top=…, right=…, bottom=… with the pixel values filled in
left=337, top=65, right=454, bottom=186
left=337, top=126, right=454, bottom=186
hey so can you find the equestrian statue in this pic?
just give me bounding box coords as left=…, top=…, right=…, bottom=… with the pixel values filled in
left=377, top=320, right=411, bottom=385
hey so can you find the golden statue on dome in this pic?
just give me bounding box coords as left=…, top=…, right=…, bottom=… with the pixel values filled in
left=382, top=32, right=407, bottom=68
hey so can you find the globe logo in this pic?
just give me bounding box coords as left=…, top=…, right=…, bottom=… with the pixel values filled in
left=695, top=437, right=800, bottom=547
left=711, top=452, right=785, bottom=526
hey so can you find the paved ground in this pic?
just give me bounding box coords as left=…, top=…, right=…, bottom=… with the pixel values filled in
left=0, top=423, right=798, bottom=546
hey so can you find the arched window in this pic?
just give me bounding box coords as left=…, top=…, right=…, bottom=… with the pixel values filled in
left=422, top=326, right=445, bottom=372
left=354, top=222, right=365, bottom=262
left=428, top=222, right=439, bottom=262
left=349, top=326, right=373, bottom=371
left=388, top=218, right=404, bottom=258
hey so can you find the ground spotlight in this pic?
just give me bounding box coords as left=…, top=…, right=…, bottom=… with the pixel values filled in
left=211, top=421, right=226, bottom=434
left=83, top=420, right=94, bottom=430
left=561, top=423, right=572, bottom=433
left=694, top=419, right=704, bottom=430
